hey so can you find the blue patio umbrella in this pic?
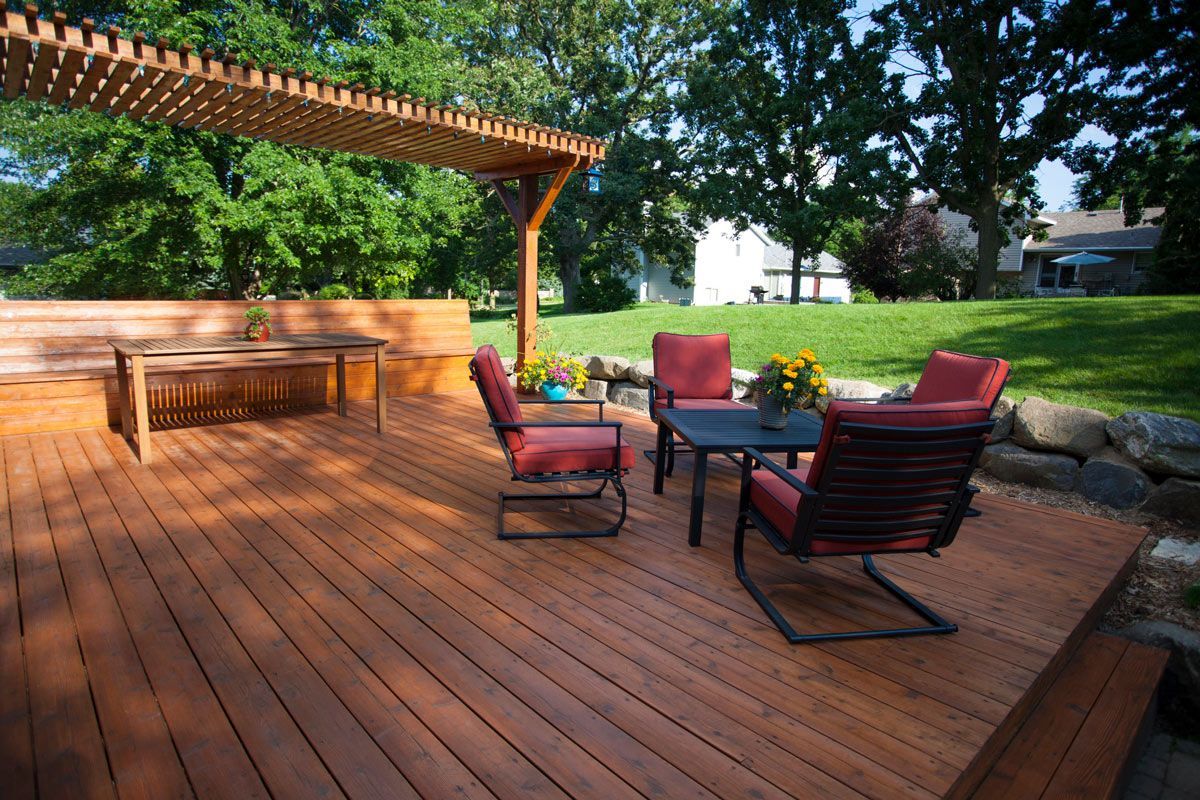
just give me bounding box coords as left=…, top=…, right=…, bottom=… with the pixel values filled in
left=1051, top=251, right=1115, bottom=265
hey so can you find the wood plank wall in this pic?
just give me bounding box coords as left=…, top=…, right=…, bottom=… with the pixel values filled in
left=0, top=300, right=475, bottom=436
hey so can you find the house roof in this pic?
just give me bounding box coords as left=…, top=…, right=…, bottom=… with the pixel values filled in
left=1025, top=208, right=1164, bottom=252
left=763, top=244, right=843, bottom=274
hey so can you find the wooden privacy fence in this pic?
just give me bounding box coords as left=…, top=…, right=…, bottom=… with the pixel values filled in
left=0, top=299, right=474, bottom=435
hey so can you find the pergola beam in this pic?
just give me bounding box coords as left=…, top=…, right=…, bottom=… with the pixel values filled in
left=0, top=5, right=605, bottom=369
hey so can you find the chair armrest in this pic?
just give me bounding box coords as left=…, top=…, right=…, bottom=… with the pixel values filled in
left=519, top=397, right=604, bottom=420
left=742, top=448, right=819, bottom=499
left=646, top=375, right=675, bottom=409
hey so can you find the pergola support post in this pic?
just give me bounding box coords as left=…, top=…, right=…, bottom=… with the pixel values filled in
left=487, top=157, right=579, bottom=374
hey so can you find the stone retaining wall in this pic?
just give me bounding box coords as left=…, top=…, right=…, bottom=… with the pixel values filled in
left=504, top=354, right=1200, bottom=524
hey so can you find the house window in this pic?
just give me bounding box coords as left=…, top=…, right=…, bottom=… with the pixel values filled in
left=1037, top=258, right=1057, bottom=288
left=1132, top=252, right=1153, bottom=273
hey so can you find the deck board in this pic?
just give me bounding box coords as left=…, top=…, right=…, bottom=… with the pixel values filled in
left=1, top=390, right=1147, bottom=799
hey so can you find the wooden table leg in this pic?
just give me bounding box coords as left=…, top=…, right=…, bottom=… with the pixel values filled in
left=375, top=344, right=387, bottom=434
left=335, top=354, right=347, bottom=416
left=131, top=354, right=151, bottom=464
left=688, top=451, right=709, bottom=547
left=114, top=350, right=132, bottom=440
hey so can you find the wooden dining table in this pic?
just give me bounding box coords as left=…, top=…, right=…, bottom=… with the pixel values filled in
left=110, top=333, right=389, bottom=464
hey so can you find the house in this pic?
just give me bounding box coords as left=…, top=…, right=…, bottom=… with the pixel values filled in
left=627, top=219, right=852, bottom=305
left=926, top=197, right=1162, bottom=296
left=1018, top=208, right=1162, bottom=296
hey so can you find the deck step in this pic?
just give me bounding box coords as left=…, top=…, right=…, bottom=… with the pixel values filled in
left=974, top=631, right=1169, bottom=800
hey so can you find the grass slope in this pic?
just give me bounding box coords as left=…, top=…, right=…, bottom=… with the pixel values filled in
left=471, top=296, right=1200, bottom=420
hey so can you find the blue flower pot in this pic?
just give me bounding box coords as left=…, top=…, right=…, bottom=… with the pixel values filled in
left=540, top=383, right=570, bottom=401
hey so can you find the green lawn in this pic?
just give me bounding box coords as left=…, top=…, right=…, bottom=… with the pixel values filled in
left=471, top=296, right=1200, bottom=420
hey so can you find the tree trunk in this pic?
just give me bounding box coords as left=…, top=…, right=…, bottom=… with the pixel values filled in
left=559, top=252, right=582, bottom=312
left=789, top=243, right=804, bottom=304
left=974, top=198, right=1001, bottom=300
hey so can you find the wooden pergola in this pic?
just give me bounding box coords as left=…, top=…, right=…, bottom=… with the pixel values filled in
left=0, top=4, right=604, bottom=367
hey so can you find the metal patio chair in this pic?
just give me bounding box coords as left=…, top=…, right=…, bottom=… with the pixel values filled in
left=645, top=332, right=746, bottom=475
left=470, top=344, right=634, bottom=539
left=734, top=399, right=994, bottom=644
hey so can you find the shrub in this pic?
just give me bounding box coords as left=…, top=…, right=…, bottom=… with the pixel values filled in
left=317, top=283, right=354, bottom=300
left=851, top=286, right=879, bottom=304
left=576, top=273, right=636, bottom=313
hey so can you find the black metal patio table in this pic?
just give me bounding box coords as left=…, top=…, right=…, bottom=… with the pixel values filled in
left=653, top=408, right=824, bottom=547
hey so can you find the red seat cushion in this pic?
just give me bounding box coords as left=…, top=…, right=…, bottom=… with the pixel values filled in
left=910, top=349, right=1010, bottom=410
left=511, top=427, right=635, bottom=476
left=653, top=397, right=747, bottom=411
left=652, top=333, right=733, bottom=400
left=471, top=344, right=525, bottom=451
left=749, top=400, right=991, bottom=555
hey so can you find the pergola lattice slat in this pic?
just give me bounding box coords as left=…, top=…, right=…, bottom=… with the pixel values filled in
left=0, top=6, right=605, bottom=175
left=0, top=4, right=597, bottom=370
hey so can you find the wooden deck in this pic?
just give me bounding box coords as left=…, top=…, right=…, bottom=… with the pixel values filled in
left=0, top=390, right=1148, bottom=799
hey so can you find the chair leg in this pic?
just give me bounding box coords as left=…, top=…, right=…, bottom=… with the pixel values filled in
left=734, top=523, right=957, bottom=644
left=498, top=478, right=627, bottom=540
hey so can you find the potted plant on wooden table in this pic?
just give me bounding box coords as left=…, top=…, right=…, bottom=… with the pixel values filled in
left=753, top=348, right=828, bottom=429
left=244, top=306, right=272, bottom=342
left=517, top=351, right=588, bottom=401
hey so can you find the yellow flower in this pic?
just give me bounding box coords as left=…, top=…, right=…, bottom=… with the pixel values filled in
left=810, top=377, right=820, bottom=387
left=771, top=353, right=785, bottom=363
left=782, top=382, right=794, bottom=391
left=812, top=364, right=824, bottom=374
left=818, top=387, right=828, bottom=396
left=789, top=361, right=804, bottom=371
left=783, top=369, right=798, bottom=378
left=820, top=378, right=828, bottom=387
left=799, top=348, right=815, bottom=360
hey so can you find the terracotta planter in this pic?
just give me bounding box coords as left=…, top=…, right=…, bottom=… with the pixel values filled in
left=245, top=324, right=270, bottom=342
left=757, top=393, right=788, bottom=430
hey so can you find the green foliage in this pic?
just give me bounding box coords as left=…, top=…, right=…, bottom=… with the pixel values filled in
left=850, top=286, right=879, bottom=304
left=874, top=1, right=1106, bottom=298
left=472, top=0, right=709, bottom=311
left=243, top=305, right=271, bottom=339
left=1068, top=3, right=1199, bottom=294
left=316, top=283, right=354, bottom=300
left=681, top=0, right=906, bottom=304
left=841, top=207, right=975, bottom=302
left=1186, top=582, right=1200, bottom=611
left=473, top=296, right=1200, bottom=419
left=575, top=273, right=637, bottom=313
left=0, top=0, right=489, bottom=300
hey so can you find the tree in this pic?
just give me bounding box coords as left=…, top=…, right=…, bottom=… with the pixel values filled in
left=875, top=0, right=1105, bottom=299
left=840, top=205, right=975, bottom=301
left=0, top=0, right=493, bottom=299
left=680, top=0, right=906, bottom=304
left=468, top=0, right=708, bottom=311
left=1067, top=2, right=1200, bottom=293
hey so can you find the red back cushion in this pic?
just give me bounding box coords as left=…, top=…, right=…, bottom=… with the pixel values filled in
left=652, top=333, right=733, bottom=400
left=910, top=349, right=1010, bottom=409
left=471, top=344, right=525, bottom=451
left=808, top=400, right=992, bottom=488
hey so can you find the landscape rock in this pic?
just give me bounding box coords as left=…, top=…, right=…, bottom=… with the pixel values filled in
left=1075, top=447, right=1153, bottom=509
left=882, top=382, right=915, bottom=404
left=815, top=378, right=892, bottom=413
left=1107, top=411, right=1200, bottom=479
left=607, top=381, right=650, bottom=412
left=731, top=368, right=759, bottom=400
left=1149, top=537, right=1200, bottom=565
left=581, top=379, right=609, bottom=402
left=980, top=441, right=1079, bottom=491
left=1012, top=396, right=1110, bottom=457
left=500, top=356, right=516, bottom=376
left=627, top=359, right=655, bottom=389
left=586, top=355, right=631, bottom=381
left=988, top=396, right=1016, bottom=441
left=1140, top=478, right=1200, bottom=524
